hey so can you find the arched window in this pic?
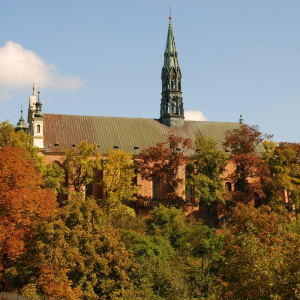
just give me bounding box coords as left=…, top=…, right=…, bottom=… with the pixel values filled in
left=225, top=182, right=232, bottom=192
left=37, top=124, right=41, bottom=133
left=152, top=178, right=160, bottom=200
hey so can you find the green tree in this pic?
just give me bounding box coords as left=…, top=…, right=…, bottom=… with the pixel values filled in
left=29, top=195, right=136, bottom=299
left=146, top=205, right=187, bottom=247
left=187, top=136, right=229, bottom=224
left=64, top=141, right=102, bottom=193
left=142, top=205, right=223, bottom=299
left=0, top=121, right=31, bottom=149
left=101, top=150, right=139, bottom=220
left=132, top=257, right=188, bottom=300
left=122, top=230, right=174, bottom=263
left=263, top=141, right=300, bottom=212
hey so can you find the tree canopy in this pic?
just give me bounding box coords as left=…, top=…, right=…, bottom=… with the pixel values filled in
left=223, top=124, right=272, bottom=205
left=0, top=146, right=58, bottom=290
left=138, top=132, right=192, bottom=205
left=64, top=141, right=102, bottom=193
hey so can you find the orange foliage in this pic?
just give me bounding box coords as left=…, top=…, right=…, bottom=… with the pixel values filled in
left=0, top=146, right=57, bottom=282
left=38, top=264, right=82, bottom=300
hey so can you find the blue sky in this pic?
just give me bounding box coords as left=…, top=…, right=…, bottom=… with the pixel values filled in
left=0, top=1, right=300, bottom=142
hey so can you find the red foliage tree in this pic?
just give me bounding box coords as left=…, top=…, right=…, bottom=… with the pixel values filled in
left=138, top=132, right=192, bottom=205
left=223, top=124, right=272, bottom=205
left=0, top=146, right=57, bottom=290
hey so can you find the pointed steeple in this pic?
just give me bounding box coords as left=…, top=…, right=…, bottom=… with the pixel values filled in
left=160, top=15, right=184, bottom=127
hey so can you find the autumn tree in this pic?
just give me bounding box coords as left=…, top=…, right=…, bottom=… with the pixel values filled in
left=263, top=141, right=300, bottom=213
left=0, top=121, right=44, bottom=170
left=29, top=194, right=136, bottom=299
left=138, top=132, right=192, bottom=205
left=0, top=121, right=31, bottom=149
left=0, top=121, right=65, bottom=194
left=219, top=203, right=300, bottom=299
left=0, top=146, right=58, bottom=291
left=101, top=149, right=139, bottom=220
left=64, top=141, right=102, bottom=193
left=223, top=124, right=272, bottom=205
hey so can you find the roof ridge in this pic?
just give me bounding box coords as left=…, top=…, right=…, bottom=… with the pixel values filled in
left=44, top=113, right=157, bottom=121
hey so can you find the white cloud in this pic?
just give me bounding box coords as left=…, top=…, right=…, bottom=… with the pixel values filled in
left=0, top=41, right=82, bottom=101
left=185, top=110, right=207, bottom=121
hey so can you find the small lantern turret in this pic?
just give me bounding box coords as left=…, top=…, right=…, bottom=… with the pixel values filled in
left=34, top=91, right=43, bottom=118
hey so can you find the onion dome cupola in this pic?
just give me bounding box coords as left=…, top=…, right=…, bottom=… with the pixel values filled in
left=15, top=107, right=28, bottom=132
left=160, top=15, right=184, bottom=127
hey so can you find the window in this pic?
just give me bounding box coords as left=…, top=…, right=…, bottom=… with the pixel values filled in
left=152, top=178, right=160, bottom=200
left=85, top=183, right=94, bottom=198
left=37, top=124, right=41, bottom=133
left=185, top=167, right=195, bottom=204
left=225, top=182, right=232, bottom=192
left=235, top=180, right=244, bottom=192
left=254, top=193, right=261, bottom=208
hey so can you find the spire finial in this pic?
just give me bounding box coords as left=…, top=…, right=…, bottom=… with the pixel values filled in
left=21, top=104, right=23, bottom=117
left=169, top=4, right=172, bottom=23
left=239, top=111, right=244, bottom=124
left=33, top=83, right=36, bottom=96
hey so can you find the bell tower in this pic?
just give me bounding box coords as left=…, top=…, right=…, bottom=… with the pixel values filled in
left=160, top=15, right=184, bottom=127
left=31, top=90, right=44, bottom=149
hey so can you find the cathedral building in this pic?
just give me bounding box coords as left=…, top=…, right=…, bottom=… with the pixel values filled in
left=17, top=16, right=241, bottom=212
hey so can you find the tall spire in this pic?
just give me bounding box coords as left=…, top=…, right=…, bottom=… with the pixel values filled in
left=160, top=14, right=184, bottom=127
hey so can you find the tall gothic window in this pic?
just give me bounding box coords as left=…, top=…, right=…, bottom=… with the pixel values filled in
left=254, top=193, right=261, bottom=208
left=153, top=178, right=160, bottom=200
left=37, top=124, right=40, bottom=133
left=85, top=183, right=94, bottom=198
left=185, top=167, right=195, bottom=204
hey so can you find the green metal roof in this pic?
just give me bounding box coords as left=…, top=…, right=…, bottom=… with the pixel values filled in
left=43, top=113, right=241, bottom=155
left=163, top=20, right=179, bottom=69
